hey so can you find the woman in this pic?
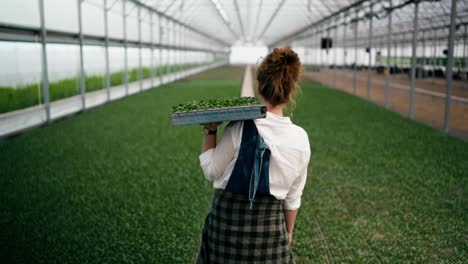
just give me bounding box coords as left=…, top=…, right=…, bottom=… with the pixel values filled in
left=196, top=47, right=310, bottom=263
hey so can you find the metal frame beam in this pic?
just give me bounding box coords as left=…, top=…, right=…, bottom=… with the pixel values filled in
left=233, top=0, right=246, bottom=41
left=0, top=23, right=228, bottom=54
left=444, top=0, right=457, bottom=132
left=208, top=0, right=239, bottom=40
left=78, top=0, right=86, bottom=110
left=269, top=0, right=369, bottom=47
left=129, top=0, right=230, bottom=47
left=257, top=0, right=286, bottom=42
left=38, top=0, right=50, bottom=122
left=409, top=1, right=419, bottom=119
left=104, top=0, right=111, bottom=102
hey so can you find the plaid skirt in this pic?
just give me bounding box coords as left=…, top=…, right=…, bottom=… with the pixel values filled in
left=195, top=189, right=293, bottom=263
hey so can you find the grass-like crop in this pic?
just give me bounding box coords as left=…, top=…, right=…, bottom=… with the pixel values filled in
left=171, top=96, right=259, bottom=113
left=0, top=63, right=205, bottom=114
left=0, top=66, right=466, bottom=263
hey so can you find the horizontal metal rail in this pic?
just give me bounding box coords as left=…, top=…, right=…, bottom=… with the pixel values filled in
left=0, top=22, right=228, bottom=54
left=336, top=71, right=468, bottom=104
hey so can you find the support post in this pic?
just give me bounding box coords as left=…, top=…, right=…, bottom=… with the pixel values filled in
left=343, top=14, right=348, bottom=90
left=421, top=31, right=426, bottom=78
left=385, top=0, right=392, bottom=109
left=333, top=21, right=338, bottom=88
left=104, top=0, right=111, bottom=101
left=150, top=12, right=155, bottom=88
left=138, top=5, right=143, bottom=91
left=78, top=0, right=86, bottom=110
left=123, top=0, right=128, bottom=95
left=464, top=25, right=467, bottom=85
left=353, top=9, right=358, bottom=95
left=444, top=0, right=457, bottom=132
left=409, top=1, right=419, bottom=119
left=38, top=0, right=50, bottom=122
left=431, top=29, right=437, bottom=81
left=159, top=16, right=163, bottom=84
left=326, top=27, right=331, bottom=85
left=367, top=2, right=373, bottom=99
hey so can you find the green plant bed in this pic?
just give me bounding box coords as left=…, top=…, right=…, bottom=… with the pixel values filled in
left=0, top=64, right=208, bottom=114
left=0, top=72, right=466, bottom=263
left=0, top=84, right=42, bottom=113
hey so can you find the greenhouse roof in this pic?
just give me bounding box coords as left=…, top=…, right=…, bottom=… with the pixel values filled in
left=139, top=0, right=468, bottom=47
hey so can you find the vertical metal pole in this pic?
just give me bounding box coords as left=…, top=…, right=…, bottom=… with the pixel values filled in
left=326, top=27, right=330, bottom=85
left=444, top=0, right=457, bottom=132
left=104, top=0, right=110, bottom=101
left=431, top=29, right=437, bottom=81
left=123, top=0, right=128, bottom=95
left=353, top=9, right=358, bottom=94
left=409, top=1, right=419, bottom=119
left=463, top=25, right=467, bottom=84
left=150, top=12, right=155, bottom=88
left=367, top=2, right=373, bottom=99
left=78, top=0, right=86, bottom=110
left=158, top=16, right=163, bottom=84
left=333, top=22, right=338, bottom=88
left=138, top=5, right=142, bottom=91
left=168, top=20, right=172, bottom=82
left=422, top=31, right=426, bottom=78
left=343, top=15, right=347, bottom=90
left=176, top=24, right=180, bottom=79
left=38, top=0, right=50, bottom=122
left=385, top=0, right=392, bottom=109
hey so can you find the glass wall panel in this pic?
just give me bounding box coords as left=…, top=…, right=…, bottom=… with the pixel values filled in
left=0, top=0, right=40, bottom=28
left=46, top=44, right=80, bottom=102
left=44, top=0, right=79, bottom=33
left=0, top=42, right=42, bottom=113
left=125, top=1, right=139, bottom=41
left=108, top=46, right=125, bottom=87
left=141, top=48, right=151, bottom=80
left=108, top=0, right=124, bottom=39
left=84, top=46, right=106, bottom=92
left=83, top=0, right=105, bottom=37
left=141, top=9, right=151, bottom=43
left=127, top=48, right=139, bottom=81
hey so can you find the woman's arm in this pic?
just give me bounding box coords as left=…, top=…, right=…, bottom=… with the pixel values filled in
left=284, top=209, right=298, bottom=246
left=202, top=122, right=222, bottom=152
left=199, top=122, right=241, bottom=181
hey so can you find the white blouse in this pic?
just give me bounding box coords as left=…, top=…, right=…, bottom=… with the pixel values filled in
left=199, top=112, right=311, bottom=210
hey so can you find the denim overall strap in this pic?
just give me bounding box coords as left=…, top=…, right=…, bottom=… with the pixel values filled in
left=224, top=120, right=271, bottom=208
left=248, top=135, right=270, bottom=208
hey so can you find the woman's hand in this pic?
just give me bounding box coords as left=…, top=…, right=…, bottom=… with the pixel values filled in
left=203, top=122, right=222, bottom=131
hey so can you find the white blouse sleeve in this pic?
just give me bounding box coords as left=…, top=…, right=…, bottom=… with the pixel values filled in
left=284, top=148, right=311, bottom=210
left=199, top=121, right=242, bottom=181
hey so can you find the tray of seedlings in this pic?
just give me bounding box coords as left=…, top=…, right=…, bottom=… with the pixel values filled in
left=170, top=97, right=267, bottom=126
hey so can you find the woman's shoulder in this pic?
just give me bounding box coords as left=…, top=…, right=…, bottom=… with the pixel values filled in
left=290, top=123, right=310, bottom=147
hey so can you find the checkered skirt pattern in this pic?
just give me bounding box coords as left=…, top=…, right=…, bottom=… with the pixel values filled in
left=196, top=189, right=293, bottom=263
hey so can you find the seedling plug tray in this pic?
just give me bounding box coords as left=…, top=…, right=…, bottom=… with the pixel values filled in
left=171, top=105, right=267, bottom=126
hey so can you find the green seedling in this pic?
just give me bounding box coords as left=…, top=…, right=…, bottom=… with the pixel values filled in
left=171, top=96, right=260, bottom=113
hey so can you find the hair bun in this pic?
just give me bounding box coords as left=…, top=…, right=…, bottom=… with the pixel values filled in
left=284, top=51, right=298, bottom=65
left=272, top=47, right=298, bottom=66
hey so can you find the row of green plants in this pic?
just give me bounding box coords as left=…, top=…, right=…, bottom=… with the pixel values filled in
left=0, top=69, right=466, bottom=262
left=170, top=96, right=260, bottom=113
left=0, top=63, right=205, bottom=114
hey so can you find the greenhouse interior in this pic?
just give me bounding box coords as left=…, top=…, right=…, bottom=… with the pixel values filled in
left=0, top=0, right=467, bottom=263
